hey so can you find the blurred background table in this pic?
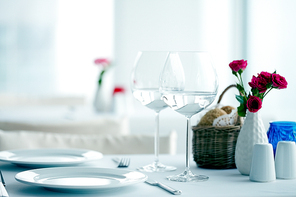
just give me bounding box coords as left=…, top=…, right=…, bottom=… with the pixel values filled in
left=0, top=105, right=129, bottom=135
left=0, top=103, right=177, bottom=155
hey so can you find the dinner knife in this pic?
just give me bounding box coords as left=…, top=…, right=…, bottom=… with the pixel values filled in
left=145, top=179, right=182, bottom=195
left=0, top=171, right=8, bottom=197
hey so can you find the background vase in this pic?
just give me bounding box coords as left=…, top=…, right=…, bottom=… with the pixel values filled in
left=93, top=68, right=114, bottom=112
left=235, top=110, right=268, bottom=175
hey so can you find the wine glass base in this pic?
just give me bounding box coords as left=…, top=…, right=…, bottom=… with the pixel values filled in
left=137, top=162, right=176, bottom=172
left=167, top=170, right=209, bottom=182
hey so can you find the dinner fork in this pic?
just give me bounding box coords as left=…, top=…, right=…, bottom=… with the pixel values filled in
left=112, top=157, right=130, bottom=168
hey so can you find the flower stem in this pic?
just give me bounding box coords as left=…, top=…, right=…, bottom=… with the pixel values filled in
left=98, top=70, right=105, bottom=87
left=262, top=87, right=273, bottom=99
left=238, top=73, right=248, bottom=100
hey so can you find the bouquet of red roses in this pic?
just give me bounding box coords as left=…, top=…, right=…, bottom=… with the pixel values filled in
left=229, top=60, right=288, bottom=117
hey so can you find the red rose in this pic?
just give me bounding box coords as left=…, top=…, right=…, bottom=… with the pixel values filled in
left=248, top=76, right=258, bottom=89
left=272, top=74, right=288, bottom=89
left=256, top=77, right=268, bottom=93
left=258, top=71, right=272, bottom=84
left=248, top=75, right=267, bottom=93
left=229, top=60, right=248, bottom=72
left=247, top=96, right=262, bottom=113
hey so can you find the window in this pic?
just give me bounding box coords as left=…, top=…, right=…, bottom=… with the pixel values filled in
left=0, top=0, right=113, bottom=101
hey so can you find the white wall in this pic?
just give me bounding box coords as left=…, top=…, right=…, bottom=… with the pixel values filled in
left=55, top=0, right=114, bottom=101
left=246, top=0, right=296, bottom=128
left=114, top=0, right=243, bottom=153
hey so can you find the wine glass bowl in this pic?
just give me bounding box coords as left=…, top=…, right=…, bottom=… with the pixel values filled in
left=161, top=92, right=217, bottom=118
left=160, top=51, right=218, bottom=181
left=131, top=51, right=177, bottom=172
left=132, top=89, right=167, bottom=112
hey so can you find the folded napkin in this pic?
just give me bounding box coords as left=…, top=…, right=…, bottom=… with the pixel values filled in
left=0, top=182, right=8, bottom=197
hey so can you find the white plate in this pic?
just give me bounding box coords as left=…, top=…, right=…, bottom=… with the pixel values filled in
left=0, top=148, right=103, bottom=167
left=15, top=167, right=147, bottom=192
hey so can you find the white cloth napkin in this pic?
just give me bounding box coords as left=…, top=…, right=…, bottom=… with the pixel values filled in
left=0, top=183, right=8, bottom=197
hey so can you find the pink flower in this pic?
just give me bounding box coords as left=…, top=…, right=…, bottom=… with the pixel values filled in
left=248, top=76, right=258, bottom=89
left=247, top=96, right=262, bottom=113
left=258, top=71, right=272, bottom=84
left=272, top=74, right=288, bottom=89
left=94, top=58, right=110, bottom=68
left=229, top=60, right=248, bottom=72
left=256, top=77, right=268, bottom=93
left=248, top=75, right=267, bottom=93
left=94, top=58, right=111, bottom=87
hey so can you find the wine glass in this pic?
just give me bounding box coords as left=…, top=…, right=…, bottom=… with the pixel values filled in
left=131, top=51, right=177, bottom=172
left=160, top=51, right=218, bottom=182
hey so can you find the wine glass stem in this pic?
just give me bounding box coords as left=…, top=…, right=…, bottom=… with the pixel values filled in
left=154, top=112, right=160, bottom=164
left=185, top=117, right=191, bottom=172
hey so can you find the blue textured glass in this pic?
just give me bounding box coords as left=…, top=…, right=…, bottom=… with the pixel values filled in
left=267, top=121, right=296, bottom=155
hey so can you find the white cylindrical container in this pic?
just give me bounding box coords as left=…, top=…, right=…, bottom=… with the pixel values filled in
left=275, top=141, right=296, bottom=179
left=249, top=143, right=276, bottom=182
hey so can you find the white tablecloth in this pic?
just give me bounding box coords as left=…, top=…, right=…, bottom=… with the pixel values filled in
left=0, top=154, right=295, bottom=197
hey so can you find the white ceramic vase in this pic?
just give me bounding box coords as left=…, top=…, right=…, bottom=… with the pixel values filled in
left=235, top=110, right=268, bottom=175
left=93, top=69, right=114, bottom=112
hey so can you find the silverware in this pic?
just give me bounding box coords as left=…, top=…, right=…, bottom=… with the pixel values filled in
left=0, top=171, right=9, bottom=197
left=145, top=179, right=182, bottom=195
left=0, top=171, right=5, bottom=187
left=112, top=157, right=130, bottom=168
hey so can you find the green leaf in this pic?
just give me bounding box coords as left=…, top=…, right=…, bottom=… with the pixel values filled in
left=232, top=71, right=238, bottom=76
left=259, top=93, right=265, bottom=100
left=266, top=83, right=272, bottom=89
left=251, top=88, right=259, bottom=96
left=237, top=103, right=247, bottom=117
left=236, top=84, right=245, bottom=93
left=243, top=95, right=248, bottom=103
left=235, top=95, right=245, bottom=104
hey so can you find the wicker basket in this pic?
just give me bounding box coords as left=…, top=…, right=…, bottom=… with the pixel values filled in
left=192, top=85, right=241, bottom=169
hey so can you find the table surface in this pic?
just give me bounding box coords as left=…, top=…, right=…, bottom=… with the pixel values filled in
left=1, top=154, right=295, bottom=197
